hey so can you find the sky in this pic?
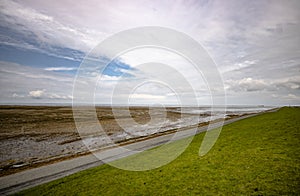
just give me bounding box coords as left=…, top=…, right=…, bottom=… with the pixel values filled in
left=0, top=0, right=299, bottom=106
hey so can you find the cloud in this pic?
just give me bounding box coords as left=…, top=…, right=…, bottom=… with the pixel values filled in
left=28, top=89, right=45, bottom=99
left=224, top=75, right=300, bottom=105
left=0, top=61, right=74, bottom=103
left=28, top=89, right=73, bottom=100
left=0, top=0, right=100, bottom=51
left=226, top=76, right=300, bottom=93
left=44, top=67, right=77, bottom=71
left=285, top=93, right=298, bottom=100
left=48, top=93, right=73, bottom=100
left=220, top=60, right=259, bottom=73
left=0, top=0, right=100, bottom=61
left=12, top=93, right=25, bottom=98
left=130, top=93, right=165, bottom=100
left=226, top=78, right=269, bottom=92
left=274, top=76, right=300, bottom=90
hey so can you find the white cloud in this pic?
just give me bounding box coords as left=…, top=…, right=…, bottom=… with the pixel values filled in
left=44, top=67, right=77, bottom=71
left=48, top=93, right=73, bottom=100
left=0, top=0, right=103, bottom=56
left=220, top=60, right=259, bottom=73
left=284, top=94, right=298, bottom=100
left=226, top=76, right=300, bottom=93
left=130, top=93, right=165, bottom=100
left=226, top=78, right=266, bottom=92
left=29, top=89, right=45, bottom=99
left=28, top=89, right=73, bottom=100
left=12, top=93, right=25, bottom=98
left=99, top=75, right=122, bottom=81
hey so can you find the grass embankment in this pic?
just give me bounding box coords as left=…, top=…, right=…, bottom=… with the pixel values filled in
left=17, top=107, right=300, bottom=195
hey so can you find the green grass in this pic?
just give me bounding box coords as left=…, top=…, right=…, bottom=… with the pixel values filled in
left=17, top=107, right=300, bottom=195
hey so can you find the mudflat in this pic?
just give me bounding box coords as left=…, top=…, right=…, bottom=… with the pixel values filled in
left=0, top=105, right=186, bottom=175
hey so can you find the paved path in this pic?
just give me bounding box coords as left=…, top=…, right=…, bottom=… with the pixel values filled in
left=0, top=110, right=276, bottom=195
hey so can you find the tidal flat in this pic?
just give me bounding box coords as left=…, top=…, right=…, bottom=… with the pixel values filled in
left=0, top=105, right=270, bottom=176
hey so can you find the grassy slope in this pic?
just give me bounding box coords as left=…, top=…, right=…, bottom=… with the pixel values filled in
left=17, top=107, right=300, bottom=195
